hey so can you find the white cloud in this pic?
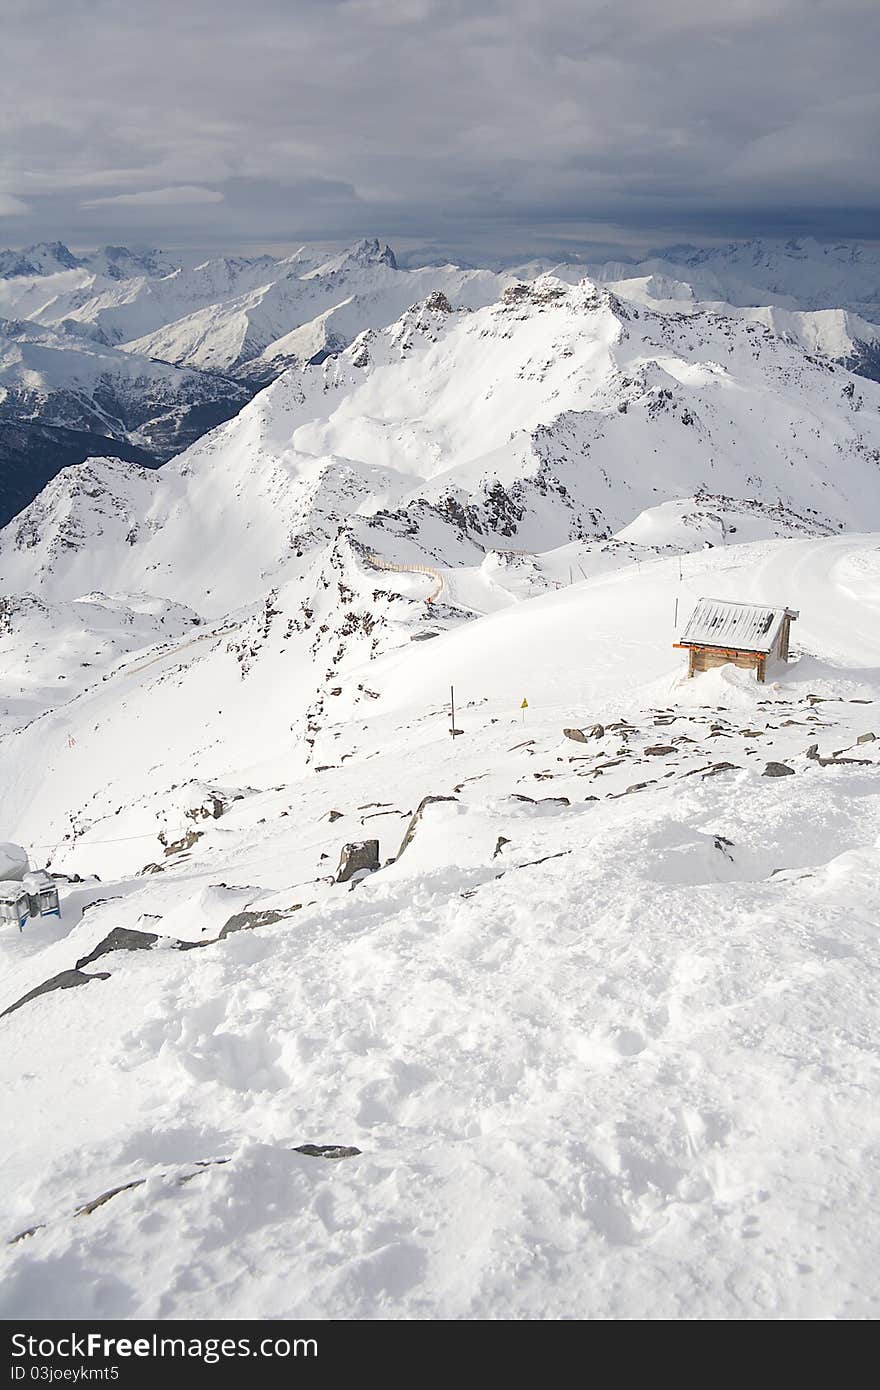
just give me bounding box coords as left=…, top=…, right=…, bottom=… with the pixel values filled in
left=82, top=185, right=224, bottom=208
left=0, top=194, right=29, bottom=216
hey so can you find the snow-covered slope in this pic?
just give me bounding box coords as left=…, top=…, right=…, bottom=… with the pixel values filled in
left=595, top=280, right=880, bottom=383
left=3, top=275, right=879, bottom=613
left=3, top=233, right=880, bottom=538
left=0, top=318, right=249, bottom=446
left=117, top=250, right=504, bottom=377
left=0, top=241, right=177, bottom=282
left=1, top=532, right=879, bottom=1319
left=0, top=241, right=84, bottom=279
left=649, top=238, right=880, bottom=322
left=0, top=317, right=251, bottom=526
left=518, top=237, right=880, bottom=325
left=2, top=230, right=880, bottom=1316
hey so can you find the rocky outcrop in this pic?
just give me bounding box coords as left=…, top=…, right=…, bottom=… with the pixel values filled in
left=335, top=840, right=380, bottom=883
left=219, top=907, right=299, bottom=938
left=1, top=968, right=111, bottom=1018
left=293, top=1144, right=362, bottom=1160
left=74, top=926, right=209, bottom=970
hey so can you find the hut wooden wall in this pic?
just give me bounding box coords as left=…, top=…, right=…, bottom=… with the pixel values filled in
left=689, top=647, right=763, bottom=678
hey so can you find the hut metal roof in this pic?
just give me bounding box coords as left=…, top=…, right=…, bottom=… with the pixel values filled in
left=679, top=598, right=796, bottom=654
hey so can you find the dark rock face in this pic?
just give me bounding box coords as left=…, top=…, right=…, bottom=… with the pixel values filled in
left=74, top=925, right=214, bottom=969
left=75, top=927, right=160, bottom=969
left=293, top=1144, right=361, bottom=1160
left=763, top=762, right=796, bottom=777
left=1, top=968, right=110, bottom=1018
left=335, top=840, right=380, bottom=883
left=563, top=727, right=589, bottom=743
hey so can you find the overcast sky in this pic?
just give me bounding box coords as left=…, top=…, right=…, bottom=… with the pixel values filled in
left=1, top=0, right=878, bottom=261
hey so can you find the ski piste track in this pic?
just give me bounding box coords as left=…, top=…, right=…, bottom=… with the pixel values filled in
left=367, top=552, right=445, bottom=602
left=366, top=546, right=537, bottom=605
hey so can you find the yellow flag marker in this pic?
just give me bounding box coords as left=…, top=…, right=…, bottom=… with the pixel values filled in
left=521, top=697, right=529, bottom=709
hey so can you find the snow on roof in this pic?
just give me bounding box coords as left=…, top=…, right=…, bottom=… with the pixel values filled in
left=679, top=597, right=796, bottom=653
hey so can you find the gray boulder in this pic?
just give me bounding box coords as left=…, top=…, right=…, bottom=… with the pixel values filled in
left=219, top=907, right=298, bottom=938
left=293, top=1144, right=361, bottom=1160
left=336, top=840, right=380, bottom=883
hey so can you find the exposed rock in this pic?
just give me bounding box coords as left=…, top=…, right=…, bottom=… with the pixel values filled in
left=701, top=762, right=739, bottom=777
left=328, top=809, right=344, bottom=822
left=396, top=796, right=458, bottom=858
left=8, top=1224, right=45, bottom=1245
left=563, top=727, right=588, bottom=743
left=75, top=927, right=159, bottom=969
left=162, top=828, right=203, bottom=857
left=493, top=835, right=511, bottom=859
left=857, top=731, right=876, bottom=744
left=75, top=1178, right=146, bottom=1217
left=76, top=926, right=213, bottom=969
left=293, top=1144, right=362, bottom=1160
left=336, top=839, right=380, bottom=883
left=644, top=744, right=676, bottom=756
left=219, top=907, right=299, bottom=938
left=763, top=761, right=795, bottom=777
left=610, top=780, right=657, bottom=798
left=2, top=968, right=111, bottom=1018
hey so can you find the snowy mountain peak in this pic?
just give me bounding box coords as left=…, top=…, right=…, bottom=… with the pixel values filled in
left=309, top=237, right=398, bottom=277
left=0, top=240, right=82, bottom=279
left=85, top=245, right=178, bottom=280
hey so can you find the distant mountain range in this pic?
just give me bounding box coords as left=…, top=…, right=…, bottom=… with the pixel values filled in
left=0, top=234, right=878, bottom=527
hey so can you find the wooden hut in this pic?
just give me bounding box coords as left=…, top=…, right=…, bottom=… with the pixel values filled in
left=674, top=597, right=798, bottom=682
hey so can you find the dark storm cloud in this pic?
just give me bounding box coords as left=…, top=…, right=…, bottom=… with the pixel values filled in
left=0, top=0, right=877, bottom=256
